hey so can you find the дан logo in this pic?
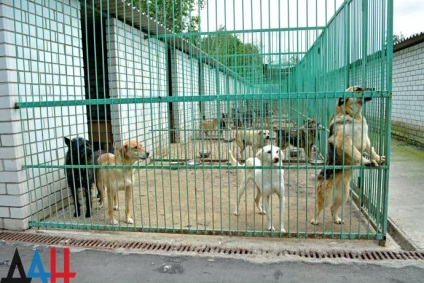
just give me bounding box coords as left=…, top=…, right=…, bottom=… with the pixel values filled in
left=1, top=248, right=76, bottom=283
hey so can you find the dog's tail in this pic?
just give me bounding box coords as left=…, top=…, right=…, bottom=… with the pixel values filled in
left=228, top=149, right=241, bottom=166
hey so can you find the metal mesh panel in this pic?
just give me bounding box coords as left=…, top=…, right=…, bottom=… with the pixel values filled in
left=13, top=0, right=392, bottom=241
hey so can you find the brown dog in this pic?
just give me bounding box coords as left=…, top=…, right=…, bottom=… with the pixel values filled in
left=96, top=140, right=149, bottom=225
left=200, top=113, right=228, bottom=137
left=273, top=119, right=320, bottom=161
left=310, top=86, right=385, bottom=225
left=200, top=118, right=219, bottom=137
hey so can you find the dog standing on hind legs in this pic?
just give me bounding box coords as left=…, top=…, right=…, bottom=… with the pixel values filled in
left=310, top=86, right=386, bottom=225
left=64, top=137, right=105, bottom=218
left=229, top=145, right=286, bottom=232
left=96, top=140, right=149, bottom=225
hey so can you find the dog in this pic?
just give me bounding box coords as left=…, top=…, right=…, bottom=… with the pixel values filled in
left=200, top=118, right=219, bottom=137
left=310, top=86, right=386, bottom=225
left=234, top=129, right=272, bottom=158
left=274, top=119, right=320, bottom=161
left=200, top=113, right=228, bottom=137
left=235, top=111, right=253, bottom=128
left=96, top=140, right=149, bottom=225
left=64, top=137, right=105, bottom=218
left=229, top=145, right=286, bottom=232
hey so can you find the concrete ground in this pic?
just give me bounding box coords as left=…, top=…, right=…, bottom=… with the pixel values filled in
left=1, top=241, right=423, bottom=283
left=1, top=139, right=424, bottom=282
left=387, top=139, right=424, bottom=251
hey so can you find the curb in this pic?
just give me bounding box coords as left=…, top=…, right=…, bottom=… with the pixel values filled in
left=387, top=217, right=418, bottom=251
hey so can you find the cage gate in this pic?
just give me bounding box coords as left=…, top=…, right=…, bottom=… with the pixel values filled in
left=14, top=0, right=392, bottom=242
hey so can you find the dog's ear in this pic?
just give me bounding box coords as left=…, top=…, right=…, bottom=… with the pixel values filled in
left=346, top=86, right=364, bottom=92
left=255, top=148, right=262, bottom=160
left=117, top=142, right=128, bottom=157
left=64, top=137, right=71, bottom=147
left=257, top=130, right=262, bottom=135
left=123, top=143, right=129, bottom=155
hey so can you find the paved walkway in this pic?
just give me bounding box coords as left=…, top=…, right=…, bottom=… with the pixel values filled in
left=388, top=139, right=424, bottom=250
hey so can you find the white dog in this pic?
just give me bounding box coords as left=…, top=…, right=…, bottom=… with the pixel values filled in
left=234, top=129, right=272, bottom=158
left=229, top=145, right=286, bottom=232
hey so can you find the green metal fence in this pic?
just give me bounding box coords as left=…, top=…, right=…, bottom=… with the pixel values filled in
left=15, top=0, right=392, bottom=243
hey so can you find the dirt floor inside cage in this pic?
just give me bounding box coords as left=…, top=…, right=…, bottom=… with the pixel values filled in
left=44, top=137, right=377, bottom=236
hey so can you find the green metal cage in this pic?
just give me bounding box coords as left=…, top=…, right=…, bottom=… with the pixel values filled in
left=13, top=0, right=392, bottom=243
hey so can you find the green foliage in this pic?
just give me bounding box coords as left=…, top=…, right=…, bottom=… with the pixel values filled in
left=136, top=0, right=205, bottom=33
left=135, top=2, right=264, bottom=80
left=201, top=26, right=264, bottom=80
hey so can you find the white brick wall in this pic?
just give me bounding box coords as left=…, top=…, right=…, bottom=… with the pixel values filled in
left=0, top=0, right=84, bottom=230
left=392, top=42, right=424, bottom=146
left=170, top=49, right=200, bottom=143
left=107, top=19, right=168, bottom=154
left=202, top=64, right=218, bottom=118
left=202, top=65, right=248, bottom=125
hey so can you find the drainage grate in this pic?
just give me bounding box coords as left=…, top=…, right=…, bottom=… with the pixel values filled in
left=1, top=232, right=423, bottom=261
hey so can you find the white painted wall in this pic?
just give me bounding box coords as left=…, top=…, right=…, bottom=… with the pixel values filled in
left=170, top=49, right=200, bottom=143
left=0, top=0, right=84, bottom=230
left=392, top=41, right=424, bottom=146
left=107, top=19, right=168, bottom=154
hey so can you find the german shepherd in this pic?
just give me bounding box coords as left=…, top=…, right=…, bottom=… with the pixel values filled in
left=273, top=119, right=321, bottom=161
left=310, top=86, right=385, bottom=225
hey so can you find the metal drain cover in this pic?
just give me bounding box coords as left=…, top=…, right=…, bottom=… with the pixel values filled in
left=0, top=232, right=423, bottom=261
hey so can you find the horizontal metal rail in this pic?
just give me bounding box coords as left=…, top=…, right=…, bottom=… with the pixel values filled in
left=16, top=91, right=391, bottom=108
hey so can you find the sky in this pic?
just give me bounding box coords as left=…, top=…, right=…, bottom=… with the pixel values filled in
left=199, top=0, right=424, bottom=38
left=393, top=0, right=424, bottom=37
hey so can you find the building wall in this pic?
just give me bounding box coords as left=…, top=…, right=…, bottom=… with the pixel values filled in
left=0, top=0, right=84, bottom=230
left=0, top=0, right=254, bottom=230
left=107, top=18, right=168, bottom=154
left=392, top=41, right=424, bottom=146
left=170, top=50, right=200, bottom=143
left=202, top=64, right=218, bottom=119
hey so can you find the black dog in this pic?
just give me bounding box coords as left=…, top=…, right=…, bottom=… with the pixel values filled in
left=64, top=137, right=105, bottom=218
left=273, top=119, right=321, bottom=161
left=220, top=113, right=229, bottom=132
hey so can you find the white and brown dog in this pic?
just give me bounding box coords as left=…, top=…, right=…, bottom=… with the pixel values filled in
left=96, top=140, right=149, bottom=225
left=234, top=129, right=272, bottom=158
left=229, top=145, right=286, bottom=232
left=310, top=86, right=385, bottom=225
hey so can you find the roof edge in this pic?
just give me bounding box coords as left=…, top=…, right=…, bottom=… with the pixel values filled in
left=393, top=32, right=424, bottom=52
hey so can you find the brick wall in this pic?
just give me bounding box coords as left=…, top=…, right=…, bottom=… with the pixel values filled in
left=392, top=40, right=424, bottom=146
left=202, top=64, right=218, bottom=119
left=107, top=18, right=168, bottom=154
left=0, top=0, right=84, bottom=230
left=170, top=49, right=200, bottom=143
left=0, top=0, right=262, bottom=231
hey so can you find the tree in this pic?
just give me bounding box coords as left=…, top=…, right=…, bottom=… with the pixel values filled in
left=136, top=0, right=205, bottom=33
left=201, top=26, right=264, bottom=81
left=393, top=33, right=405, bottom=45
